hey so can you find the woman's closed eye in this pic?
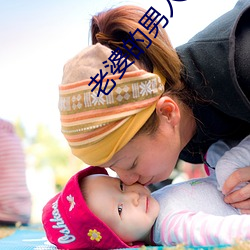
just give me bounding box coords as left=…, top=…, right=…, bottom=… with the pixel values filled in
left=118, top=180, right=124, bottom=216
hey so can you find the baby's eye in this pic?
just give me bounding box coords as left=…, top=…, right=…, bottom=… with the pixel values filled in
left=120, top=180, right=124, bottom=191
left=118, top=204, right=123, bottom=216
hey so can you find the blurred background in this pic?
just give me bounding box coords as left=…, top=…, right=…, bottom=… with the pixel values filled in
left=0, top=0, right=238, bottom=223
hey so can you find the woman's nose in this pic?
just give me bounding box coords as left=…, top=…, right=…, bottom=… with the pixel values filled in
left=112, top=168, right=139, bottom=185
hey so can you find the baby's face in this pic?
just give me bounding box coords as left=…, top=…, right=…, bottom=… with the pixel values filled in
left=84, top=175, right=160, bottom=244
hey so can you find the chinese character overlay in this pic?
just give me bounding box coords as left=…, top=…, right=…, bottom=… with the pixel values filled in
left=103, top=47, right=135, bottom=78
left=88, top=69, right=116, bottom=97
left=139, top=7, right=168, bottom=38
left=139, top=1, right=186, bottom=38
left=89, top=0, right=186, bottom=95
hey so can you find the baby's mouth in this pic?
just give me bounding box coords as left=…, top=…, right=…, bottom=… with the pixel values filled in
left=146, top=196, right=149, bottom=213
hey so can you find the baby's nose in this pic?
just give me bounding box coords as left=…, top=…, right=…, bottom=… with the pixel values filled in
left=126, top=191, right=140, bottom=206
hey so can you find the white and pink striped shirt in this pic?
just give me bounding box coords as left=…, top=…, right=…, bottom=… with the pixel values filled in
left=0, top=119, right=31, bottom=224
left=152, top=135, right=250, bottom=247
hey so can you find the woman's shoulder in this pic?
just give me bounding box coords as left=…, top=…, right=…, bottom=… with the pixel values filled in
left=176, top=0, right=250, bottom=123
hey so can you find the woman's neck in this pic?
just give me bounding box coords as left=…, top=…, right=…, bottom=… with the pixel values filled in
left=179, top=104, right=197, bottom=149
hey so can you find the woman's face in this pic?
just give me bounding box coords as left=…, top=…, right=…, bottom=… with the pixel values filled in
left=100, top=119, right=182, bottom=186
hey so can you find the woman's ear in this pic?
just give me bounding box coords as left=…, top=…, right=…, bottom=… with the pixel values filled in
left=156, top=96, right=180, bottom=126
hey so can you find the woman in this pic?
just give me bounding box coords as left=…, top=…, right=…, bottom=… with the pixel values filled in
left=59, top=0, right=250, bottom=211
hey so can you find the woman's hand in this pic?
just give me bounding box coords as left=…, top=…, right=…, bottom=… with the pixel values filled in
left=223, top=166, right=250, bottom=214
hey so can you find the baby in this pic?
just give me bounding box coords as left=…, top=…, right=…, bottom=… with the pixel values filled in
left=42, top=135, right=250, bottom=249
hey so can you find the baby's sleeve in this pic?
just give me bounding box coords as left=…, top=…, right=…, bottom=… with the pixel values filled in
left=159, top=210, right=250, bottom=247
left=215, top=135, right=250, bottom=192
left=205, top=139, right=232, bottom=178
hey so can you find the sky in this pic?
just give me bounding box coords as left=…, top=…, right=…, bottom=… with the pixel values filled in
left=0, top=0, right=238, bottom=140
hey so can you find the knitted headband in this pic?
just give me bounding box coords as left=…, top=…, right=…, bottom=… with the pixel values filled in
left=42, top=166, right=141, bottom=249
left=59, top=43, right=165, bottom=165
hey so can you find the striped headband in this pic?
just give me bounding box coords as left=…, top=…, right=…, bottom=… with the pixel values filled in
left=59, top=43, right=165, bottom=165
